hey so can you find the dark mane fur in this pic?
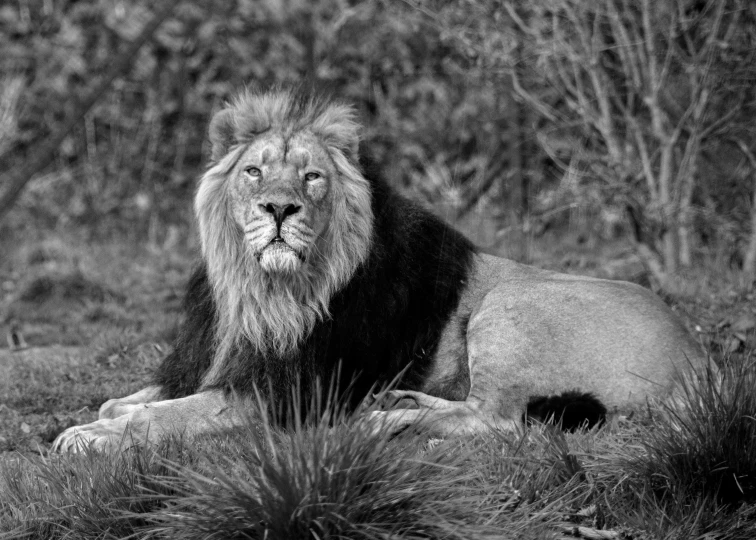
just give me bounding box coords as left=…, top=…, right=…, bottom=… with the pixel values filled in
left=155, top=156, right=476, bottom=412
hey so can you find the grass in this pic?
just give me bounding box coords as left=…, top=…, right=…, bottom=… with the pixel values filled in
left=1, top=232, right=755, bottom=538
left=0, top=399, right=591, bottom=539
left=0, top=342, right=162, bottom=453
left=0, top=234, right=184, bottom=454
left=1, top=356, right=754, bottom=539
left=638, top=358, right=756, bottom=507
left=0, top=358, right=756, bottom=539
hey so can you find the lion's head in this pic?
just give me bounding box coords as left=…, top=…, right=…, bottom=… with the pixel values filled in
left=195, top=88, right=373, bottom=382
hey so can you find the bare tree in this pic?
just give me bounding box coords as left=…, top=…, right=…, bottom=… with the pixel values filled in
left=506, top=0, right=753, bottom=291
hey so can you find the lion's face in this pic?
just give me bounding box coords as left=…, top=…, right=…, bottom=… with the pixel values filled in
left=227, top=131, right=336, bottom=275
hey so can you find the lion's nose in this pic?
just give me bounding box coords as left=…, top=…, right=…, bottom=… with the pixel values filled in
left=261, top=202, right=301, bottom=229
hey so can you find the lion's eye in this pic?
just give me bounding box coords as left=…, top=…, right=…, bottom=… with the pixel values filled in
left=304, top=172, right=321, bottom=182
left=245, top=167, right=262, bottom=178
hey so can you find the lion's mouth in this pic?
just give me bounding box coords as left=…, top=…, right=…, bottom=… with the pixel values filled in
left=259, top=236, right=306, bottom=262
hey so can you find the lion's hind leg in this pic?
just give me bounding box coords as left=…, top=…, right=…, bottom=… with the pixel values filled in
left=370, top=390, right=610, bottom=438
left=369, top=394, right=519, bottom=438
left=382, top=390, right=456, bottom=410
left=98, top=385, right=164, bottom=420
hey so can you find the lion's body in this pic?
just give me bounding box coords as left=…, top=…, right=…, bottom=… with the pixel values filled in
left=54, top=89, right=706, bottom=452
left=428, top=254, right=702, bottom=427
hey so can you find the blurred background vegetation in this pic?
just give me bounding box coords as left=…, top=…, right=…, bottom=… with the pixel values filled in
left=0, top=0, right=755, bottom=292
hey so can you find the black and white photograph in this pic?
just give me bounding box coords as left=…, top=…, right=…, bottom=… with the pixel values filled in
left=1, top=1, right=755, bottom=537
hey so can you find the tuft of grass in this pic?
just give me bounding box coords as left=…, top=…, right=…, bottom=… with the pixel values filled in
left=640, top=355, right=756, bottom=506
left=0, top=439, right=192, bottom=539
left=139, top=398, right=585, bottom=540
left=0, top=390, right=587, bottom=539
left=576, top=352, right=756, bottom=539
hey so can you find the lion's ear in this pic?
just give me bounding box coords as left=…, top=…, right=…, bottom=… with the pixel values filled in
left=208, top=109, right=237, bottom=161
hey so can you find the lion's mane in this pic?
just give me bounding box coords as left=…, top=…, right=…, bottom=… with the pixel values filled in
left=193, top=89, right=374, bottom=386
left=155, top=87, right=477, bottom=410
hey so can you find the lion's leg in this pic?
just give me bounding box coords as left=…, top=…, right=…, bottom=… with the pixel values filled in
left=368, top=404, right=517, bottom=438
left=372, top=295, right=535, bottom=438
left=98, top=385, right=164, bottom=419
left=372, top=366, right=524, bottom=437
left=53, top=390, right=250, bottom=453
left=369, top=383, right=523, bottom=439
left=382, top=390, right=456, bottom=409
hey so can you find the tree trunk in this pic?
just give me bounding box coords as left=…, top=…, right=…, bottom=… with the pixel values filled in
left=677, top=149, right=698, bottom=268
left=658, top=144, right=678, bottom=274
left=730, top=139, right=756, bottom=279
left=509, top=32, right=528, bottom=219
left=510, top=96, right=526, bottom=218
left=743, top=173, right=756, bottom=279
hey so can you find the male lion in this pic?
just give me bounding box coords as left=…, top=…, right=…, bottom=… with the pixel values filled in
left=53, top=88, right=705, bottom=452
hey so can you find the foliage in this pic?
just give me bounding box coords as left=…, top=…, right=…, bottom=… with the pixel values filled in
left=0, top=0, right=508, bottom=237
left=504, top=0, right=756, bottom=285
left=639, top=356, right=756, bottom=507
left=2, top=0, right=755, bottom=279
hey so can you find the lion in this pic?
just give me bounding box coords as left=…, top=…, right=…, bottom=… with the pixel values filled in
left=53, top=87, right=706, bottom=452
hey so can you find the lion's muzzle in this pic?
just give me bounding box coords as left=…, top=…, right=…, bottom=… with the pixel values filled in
left=259, top=238, right=306, bottom=273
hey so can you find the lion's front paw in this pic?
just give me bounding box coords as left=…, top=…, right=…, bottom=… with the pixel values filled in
left=51, top=416, right=133, bottom=453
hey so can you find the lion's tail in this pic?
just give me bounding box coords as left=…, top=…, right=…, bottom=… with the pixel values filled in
left=526, top=391, right=607, bottom=431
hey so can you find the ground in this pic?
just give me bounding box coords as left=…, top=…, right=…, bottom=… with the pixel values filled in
left=1, top=228, right=753, bottom=455
left=0, top=233, right=189, bottom=455
left=1, top=227, right=754, bottom=539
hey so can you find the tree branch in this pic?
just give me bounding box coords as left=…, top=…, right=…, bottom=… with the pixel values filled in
left=0, top=0, right=181, bottom=221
